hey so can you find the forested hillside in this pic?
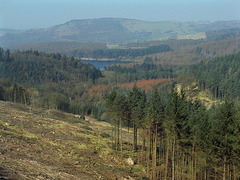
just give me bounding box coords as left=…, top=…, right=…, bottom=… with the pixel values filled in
left=2, top=18, right=240, bottom=47
left=0, top=47, right=176, bottom=121
left=105, top=86, right=240, bottom=180
left=105, top=62, right=175, bottom=82
left=149, top=38, right=240, bottom=66
left=189, top=52, right=240, bottom=99
left=206, top=27, right=240, bottom=40
left=102, top=48, right=240, bottom=179
left=1, top=43, right=240, bottom=179
left=0, top=48, right=102, bottom=113
left=72, top=44, right=172, bottom=60
left=0, top=48, right=102, bottom=83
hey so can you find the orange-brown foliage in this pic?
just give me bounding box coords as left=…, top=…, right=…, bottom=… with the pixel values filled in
left=120, top=78, right=172, bottom=91
left=88, top=79, right=172, bottom=95
left=88, top=84, right=108, bottom=94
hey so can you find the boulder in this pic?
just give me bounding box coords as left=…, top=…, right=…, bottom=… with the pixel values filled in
left=125, top=157, right=134, bottom=166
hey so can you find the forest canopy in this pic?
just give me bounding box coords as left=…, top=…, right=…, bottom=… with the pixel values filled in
left=1, top=43, right=240, bottom=179
left=189, top=52, right=240, bottom=99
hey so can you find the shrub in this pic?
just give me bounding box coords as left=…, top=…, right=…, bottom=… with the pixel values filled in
left=80, top=115, right=85, bottom=120
left=82, top=125, right=92, bottom=131
left=100, top=132, right=110, bottom=138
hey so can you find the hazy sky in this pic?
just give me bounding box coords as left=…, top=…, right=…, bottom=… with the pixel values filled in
left=1, top=0, right=240, bottom=30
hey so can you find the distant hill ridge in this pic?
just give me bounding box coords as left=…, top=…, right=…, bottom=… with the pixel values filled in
left=1, top=18, right=240, bottom=47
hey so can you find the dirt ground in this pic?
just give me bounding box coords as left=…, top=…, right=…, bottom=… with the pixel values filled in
left=0, top=101, right=145, bottom=180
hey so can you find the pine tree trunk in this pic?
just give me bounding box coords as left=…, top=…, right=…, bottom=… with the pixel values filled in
left=138, top=149, right=140, bottom=164
left=175, top=145, right=179, bottom=180
left=136, top=128, right=138, bottom=151
left=147, top=127, right=151, bottom=178
left=182, top=152, right=184, bottom=178
left=152, top=132, right=155, bottom=180
left=115, top=120, right=117, bottom=150
left=159, top=136, right=162, bottom=176
left=141, top=136, right=145, bottom=163
left=157, top=168, right=160, bottom=180
left=215, top=168, right=217, bottom=180
left=128, top=126, right=130, bottom=150
left=118, top=120, right=120, bottom=146
left=205, top=160, right=207, bottom=180
left=205, top=169, right=207, bottom=180
left=172, top=137, right=175, bottom=180
left=120, top=118, right=122, bottom=156
left=135, top=127, right=138, bottom=151
left=133, top=123, right=135, bottom=151
left=111, top=124, right=114, bottom=148
left=192, top=144, right=194, bottom=180
left=195, top=145, right=197, bottom=180
left=13, top=87, right=17, bottom=103
left=23, top=92, right=27, bottom=105
left=152, top=124, right=157, bottom=180
left=223, top=155, right=226, bottom=180
left=229, top=163, right=231, bottom=180
left=233, top=164, right=236, bottom=180
left=165, top=136, right=169, bottom=180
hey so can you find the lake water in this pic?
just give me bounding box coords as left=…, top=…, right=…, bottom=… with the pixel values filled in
left=82, top=60, right=132, bottom=69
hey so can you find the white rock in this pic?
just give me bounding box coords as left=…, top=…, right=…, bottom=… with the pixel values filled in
left=125, top=157, right=134, bottom=166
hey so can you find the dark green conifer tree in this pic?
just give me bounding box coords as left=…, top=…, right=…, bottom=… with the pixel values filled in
left=128, top=85, right=146, bottom=151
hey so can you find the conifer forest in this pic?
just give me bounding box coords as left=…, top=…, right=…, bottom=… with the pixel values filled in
left=1, top=15, right=240, bottom=179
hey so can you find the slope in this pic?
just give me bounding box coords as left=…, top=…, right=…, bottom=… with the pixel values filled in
left=150, top=38, right=240, bottom=66
left=0, top=100, right=140, bottom=179
left=189, top=51, right=240, bottom=99
left=2, top=18, right=240, bottom=47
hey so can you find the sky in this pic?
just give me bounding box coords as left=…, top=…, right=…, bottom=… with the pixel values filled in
left=1, top=0, right=240, bottom=30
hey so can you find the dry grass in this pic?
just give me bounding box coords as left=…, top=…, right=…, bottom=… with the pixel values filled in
left=0, top=101, right=143, bottom=179
left=177, top=32, right=206, bottom=40
left=181, top=83, right=221, bottom=109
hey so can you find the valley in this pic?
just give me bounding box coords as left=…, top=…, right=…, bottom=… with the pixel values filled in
left=1, top=17, right=240, bottom=180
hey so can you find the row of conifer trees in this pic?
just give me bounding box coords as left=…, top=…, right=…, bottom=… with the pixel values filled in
left=106, top=85, right=240, bottom=180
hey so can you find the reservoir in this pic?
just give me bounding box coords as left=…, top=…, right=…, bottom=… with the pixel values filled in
left=82, top=60, right=132, bottom=69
